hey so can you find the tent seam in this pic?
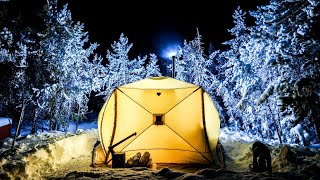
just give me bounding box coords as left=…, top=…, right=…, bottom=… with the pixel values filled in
left=165, top=124, right=212, bottom=164
left=116, top=87, right=153, bottom=115
left=119, top=123, right=154, bottom=152
left=164, top=87, right=201, bottom=115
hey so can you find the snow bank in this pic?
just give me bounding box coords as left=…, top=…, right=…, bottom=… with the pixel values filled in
left=0, top=129, right=99, bottom=179
left=219, top=127, right=255, bottom=171
left=219, top=127, right=320, bottom=175
left=1, top=126, right=320, bottom=179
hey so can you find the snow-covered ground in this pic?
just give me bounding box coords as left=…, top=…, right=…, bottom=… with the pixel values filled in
left=1, top=118, right=320, bottom=180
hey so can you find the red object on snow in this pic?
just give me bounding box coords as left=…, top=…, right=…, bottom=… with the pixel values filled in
left=0, top=117, right=12, bottom=141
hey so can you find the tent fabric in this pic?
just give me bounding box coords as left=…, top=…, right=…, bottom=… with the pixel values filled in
left=98, top=76, right=220, bottom=166
left=0, top=117, right=12, bottom=141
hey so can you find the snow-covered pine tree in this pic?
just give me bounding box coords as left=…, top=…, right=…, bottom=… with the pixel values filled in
left=145, top=53, right=161, bottom=78
left=174, top=45, right=190, bottom=82
left=11, top=42, right=30, bottom=137
left=0, top=27, right=14, bottom=63
left=98, top=33, right=134, bottom=99
left=249, top=0, right=320, bottom=143
left=219, top=6, right=260, bottom=133
left=0, top=6, right=45, bottom=134
left=0, top=24, right=37, bottom=136
left=175, top=28, right=213, bottom=91
left=129, top=55, right=147, bottom=82
left=62, top=20, right=100, bottom=130
left=0, top=28, right=14, bottom=114
left=37, top=0, right=101, bottom=131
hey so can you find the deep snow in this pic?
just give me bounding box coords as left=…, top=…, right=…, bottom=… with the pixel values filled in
left=1, top=118, right=320, bottom=180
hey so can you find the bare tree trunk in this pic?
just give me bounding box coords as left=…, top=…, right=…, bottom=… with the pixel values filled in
left=49, top=119, right=53, bottom=131
left=76, top=106, right=81, bottom=130
left=31, top=105, right=38, bottom=134
left=76, top=121, right=79, bottom=130
left=276, top=112, right=283, bottom=144
left=11, top=100, right=26, bottom=150
left=266, top=99, right=282, bottom=144
left=314, top=122, right=320, bottom=143
left=42, top=119, right=44, bottom=132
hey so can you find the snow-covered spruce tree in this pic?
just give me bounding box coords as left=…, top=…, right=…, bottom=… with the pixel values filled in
left=0, top=26, right=38, bottom=136
left=0, top=27, right=14, bottom=63
left=0, top=27, right=15, bottom=115
left=207, top=49, right=230, bottom=126
left=129, top=55, right=147, bottom=82
left=175, top=28, right=214, bottom=91
left=0, top=27, right=35, bottom=135
left=218, top=7, right=261, bottom=134
left=11, top=42, right=33, bottom=136
left=21, top=31, right=51, bottom=134
left=98, top=33, right=137, bottom=99
left=37, top=1, right=101, bottom=131
left=158, top=57, right=172, bottom=77
left=145, top=53, right=161, bottom=78
left=249, top=0, right=320, bottom=143
left=0, top=5, right=44, bottom=134
left=173, top=29, right=226, bottom=126
left=174, top=45, right=190, bottom=82
left=240, top=10, right=285, bottom=142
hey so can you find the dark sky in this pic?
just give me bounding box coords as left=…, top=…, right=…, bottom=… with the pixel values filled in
left=3, top=0, right=268, bottom=58
left=57, top=0, right=268, bottom=58
left=57, top=0, right=238, bottom=57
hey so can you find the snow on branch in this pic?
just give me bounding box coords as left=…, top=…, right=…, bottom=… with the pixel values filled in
left=255, top=83, right=274, bottom=106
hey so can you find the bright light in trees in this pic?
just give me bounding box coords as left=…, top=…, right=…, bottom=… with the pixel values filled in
left=161, top=44, right=179, bottom=59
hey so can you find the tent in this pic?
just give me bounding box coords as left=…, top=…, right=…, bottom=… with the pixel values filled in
left=97, top=76, right=221, bottom=167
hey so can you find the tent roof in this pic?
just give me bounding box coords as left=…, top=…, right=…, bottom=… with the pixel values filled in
left=119, top=76, right=199, bottom=90
left=0, top=117, right=12, bottom=127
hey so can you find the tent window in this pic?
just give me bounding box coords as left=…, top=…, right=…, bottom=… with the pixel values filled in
left=153, top=114, right=165, bottom=125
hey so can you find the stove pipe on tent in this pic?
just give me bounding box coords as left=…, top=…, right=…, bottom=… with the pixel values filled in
left=171, top=56, right=175, bottom=78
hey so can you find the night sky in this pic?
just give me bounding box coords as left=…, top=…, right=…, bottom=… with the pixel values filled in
left=4, top=0, right=268, bottom=58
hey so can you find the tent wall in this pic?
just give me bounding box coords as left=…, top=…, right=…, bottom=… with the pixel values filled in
left=98, top=91, right=116, bottom=161
left=203, top=92, right=221, bottom=163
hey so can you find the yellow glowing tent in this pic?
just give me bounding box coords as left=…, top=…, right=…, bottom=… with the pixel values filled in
left=98, top=76, right=221, bottom=167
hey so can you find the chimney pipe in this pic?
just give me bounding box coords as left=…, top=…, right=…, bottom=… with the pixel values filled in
left=171, top=56, right=175, bottom=78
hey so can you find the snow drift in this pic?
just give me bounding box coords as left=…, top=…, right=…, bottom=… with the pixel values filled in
left=1, top=127, right=320, bottom=179
left=0, top=129, right=98, bottom=179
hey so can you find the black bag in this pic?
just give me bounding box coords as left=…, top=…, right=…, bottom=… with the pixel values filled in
left=249, top=141, right=272, bottom=172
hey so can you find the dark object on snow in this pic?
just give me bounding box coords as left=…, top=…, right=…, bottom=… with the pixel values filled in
left=91, top=140, right=101, bottom=167
left=153, top=168, right=185, bottom=179
left=111, top=152, right=126, bottom=168
left=216, top=140, right=225, bottom=168
left=249, top=141, right=272, bottom=173
left=108, top=132, right=137, bottom=168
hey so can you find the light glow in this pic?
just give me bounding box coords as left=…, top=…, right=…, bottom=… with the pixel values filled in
left=161, top=44, right=179, bottom=59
